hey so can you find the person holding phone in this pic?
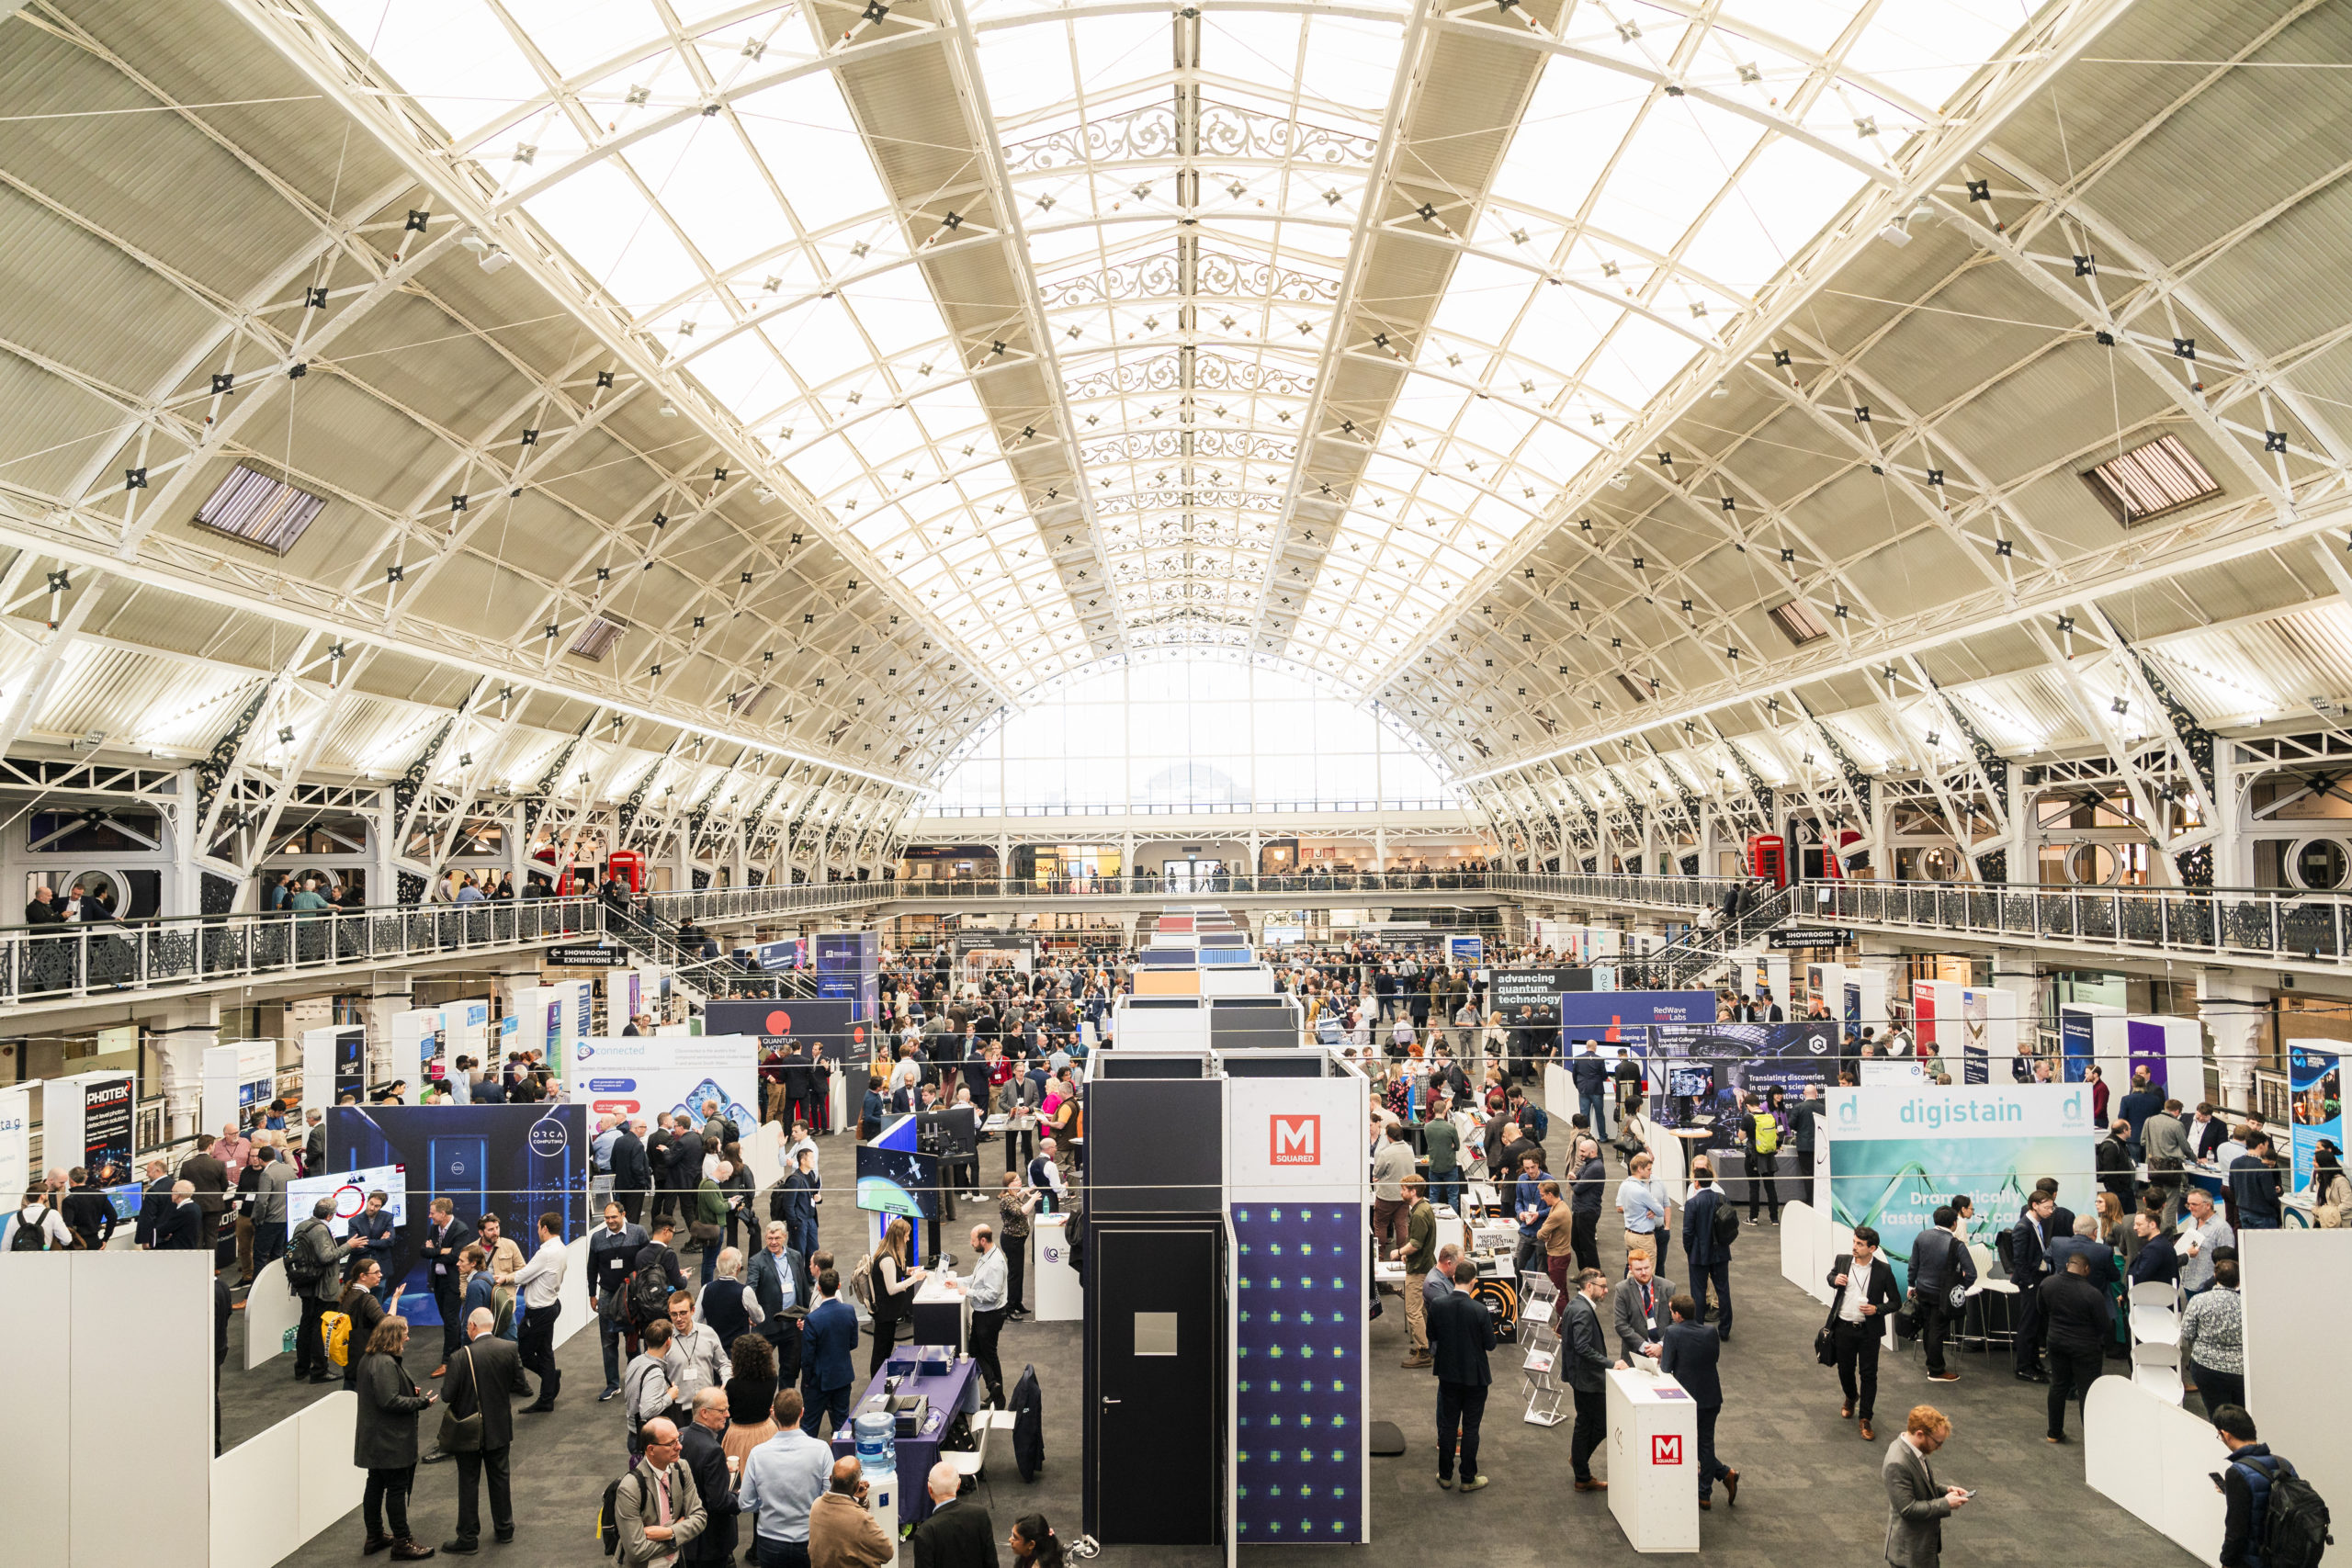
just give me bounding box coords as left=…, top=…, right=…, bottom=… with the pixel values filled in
left=1883, top=1404, right=1969, bottom=1567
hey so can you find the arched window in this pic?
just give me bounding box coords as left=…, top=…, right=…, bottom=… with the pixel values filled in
left=932, top=652, right=1457, bottom=814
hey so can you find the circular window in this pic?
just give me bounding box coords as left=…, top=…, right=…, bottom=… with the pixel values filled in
left=2064, top=842, right=2120, bottom=886
left=2289, top=837, right=2351, bottom=892
left=60, top=868, right=121, bottom=916
left=1917, top=846, right=1960, bottom=883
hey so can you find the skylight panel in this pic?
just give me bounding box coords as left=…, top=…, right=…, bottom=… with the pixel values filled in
left=635, top=118, right=797, bottom=271
left=1769, top=598, right=1831, bottom=646
left=2081, top=434, right=2222, bottom=526
left=735, top=73, right=897, bottom=230
left=523, top=161, right=705, bottom=313
left=764, top=296, right=875, bottom=389
left=319, top=0, right=541, bottom=141
left=569, top=615, right=628, bottom=660
left=193, top=464, right=328, bottom=555
left=1490, top=62, right=1645, bottom=217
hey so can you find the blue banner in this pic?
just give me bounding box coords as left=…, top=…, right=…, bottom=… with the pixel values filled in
left=2290, top=1043, right=2342, bottom=1195
left=1556, top=989, right=1715, bottom=1049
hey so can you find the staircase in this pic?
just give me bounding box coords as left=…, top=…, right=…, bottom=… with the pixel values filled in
left=599, top=903, right=815, bottom=1006
left=1616, top=882, right=1797, bottom=991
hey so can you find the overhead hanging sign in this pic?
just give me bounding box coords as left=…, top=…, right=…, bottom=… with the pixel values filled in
left=1769, top=928, right=1855, bottom=950
left=548, top=944, right=629, bottom=968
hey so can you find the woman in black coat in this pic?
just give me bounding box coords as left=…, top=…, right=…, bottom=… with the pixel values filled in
left=353, top=1316, right=437, bottom=1559
left=338, top=1261, right=389, bottom=1392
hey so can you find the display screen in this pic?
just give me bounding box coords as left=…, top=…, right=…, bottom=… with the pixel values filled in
left=1667, top=1066, right=1715, bottom=1098
left=286, top=1161, right=412, bottom=1238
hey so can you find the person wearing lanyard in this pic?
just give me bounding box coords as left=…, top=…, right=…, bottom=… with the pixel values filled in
left=619, top=1419, right=708, bottom=1566
left=1615, top=1152, right=1668, bottom=1273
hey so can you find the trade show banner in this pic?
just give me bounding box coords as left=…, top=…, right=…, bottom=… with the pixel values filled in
left=2117, top=1016, right=2204, bottom=1101
left=570, top=1035, right=760, bottom=1132
left=79, top=1076, right=134, bottom=1179
left=707, top=997, right=872, bottom=1066
left=0, top=1084, right=29, bottom=1197
left=2288, top=1042, right=2342, bottom=1195
left=301, top=1024, right=368, bottom=1108
left=1916, top=978, right=1964, bottom=1068
left=1648, top=1021, right=1838, bottom=1155
left=1959, top=986, right=2018, bottom=1085
left=1824, top=1082, right=2096, bottom=1291
left=2057, top=1002, right=2113, bottom=1085
left=1227, top=1068, right=1370, bottom=1544
left=1556, top=989, right=1714, bottom=1050
left=202, top=1039, right=278, bottom=1134
left=1490, top=965, right=1595, bottom=1026
left=324, top=1103, right=588, bottom=1325
left=816, top=929, right=879, bottom=1015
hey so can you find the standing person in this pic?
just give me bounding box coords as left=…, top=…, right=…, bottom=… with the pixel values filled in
left=1680, top=1161, right=1735, bottom=1339
left=1785, top=1084, right=1823, bottom=1208
left=908, top=1461, right=996, bottom=1568
left=2038, top=1252, right=2112, bottom=1444
left=864, top=1218, right=926, bottom=1377
left=288, top=1197, right=347, bottom=1384
left=612, top=1119, right=652, bottom=1225
left=679, top=1388, right=744, bottom=1568
left=1561, top=1268, right=1616, bottom=1494
left=2179, top=1187, right=2233, bottom=1296
left=1425, top=1257, right=1495, bottom=1493
left=352, top=1316, right=438, bottom=1560
left=1509, top=1150, right=1552, bottom=1280
left=747, top=1223, right=806, bottom=1387
left=2145, top=1100, right=2193, bottom=1222
left=1571, top=1041, right=1611, bottom=1141
left=2009, top=1190, right=2057, bottom=1383
left=420, top=1200, right=475, bottom=1374
left=2180, top=1258, right=2247, bottom=1420
left=1567, top=1136, right=1605, bottom=1274
left=2230, top=1134, right=2284, bottom=1230
left=1535, top=1181, right=1576, bottom=1300
left=1370, top=1124, right=1415, bottom=1259
left=996, top=1172, right=1039, bottom=1319
left=1906, top=1206, right=1975, bottom=1383
left=1610, top=1246, right=1675, bottom=1359
left=439, top=1306, right=522, bottom=1553
left=1883, top=1405, right=1968, bottom=1568
left=958, top=1224, right=1011, bottom=1407
left=809, top=1457, right=892, bottom=1568
left=514, top=1212, right=569, bottom=1412
left=1616, top=1152, right=1668, bottom=1271
left=1398, top=1175, right=1439, bottom=1370
left=1657, top=1294, right=1737, bottom=1509
left=798, top=1269, right=859, bottom=1438
left=616, top=1418, right=707, bottom=1567
left=1738, top=1095, right=1782, bottom=1224
left=738, top=1388, right=835, bottom=1566
left=1421, top=1109, right=1463, bottom=1216
left=338, top=1264, right=391, bottom=1391
left=666, top=1291, right=730, bottom=1409
left=2128, top=1209, right=2180, bottom=1287
left=592, top=1203, right=650, bottom=1401
left=1826, top=1226, right=1902, bottom=1442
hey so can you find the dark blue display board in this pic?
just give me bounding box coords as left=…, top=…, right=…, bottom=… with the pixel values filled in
left=1232, top=1201, right=1363, bottom=1542
left=706, top=997, right=871, bottom=1064
left=325, top=1103, right=588, bottom=1325
left=816, top=929, right=879, bottom=1015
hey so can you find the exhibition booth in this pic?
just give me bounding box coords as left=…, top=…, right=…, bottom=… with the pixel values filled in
left=202, top=1038, right=277, bottom=1134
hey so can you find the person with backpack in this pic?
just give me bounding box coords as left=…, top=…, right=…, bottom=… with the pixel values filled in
left=288, top=1197, right=349, bottom=1384
left=1739, top=1093, right=1783, bottom=1224
left=1682, top=1160, right=1736, bottom=1339
left=628, top=1219, right=689, bottom=1338
left=2216, top=1404, right=2332, bottom=1568
left=8, top=1188, right=69, bottom=1252
left=623, top=1319, right=685, bottom=1460
left=611, top=1417, right=707, bottom=1566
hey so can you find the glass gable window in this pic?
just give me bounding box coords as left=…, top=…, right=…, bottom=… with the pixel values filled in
left=933, top=650, right=1454, bottom=813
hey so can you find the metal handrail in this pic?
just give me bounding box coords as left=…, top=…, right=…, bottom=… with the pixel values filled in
left=882, top=871, right=1507, bottom=898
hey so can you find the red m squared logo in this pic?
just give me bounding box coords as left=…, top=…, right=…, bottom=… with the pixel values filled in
left=1651, top=1435, right=1684, bottom=1465
left=1270, top=1114, right=1321, bottom=1166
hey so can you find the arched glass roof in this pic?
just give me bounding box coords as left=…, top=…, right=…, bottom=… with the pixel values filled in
left=313, top=0, right=2029, bottom=708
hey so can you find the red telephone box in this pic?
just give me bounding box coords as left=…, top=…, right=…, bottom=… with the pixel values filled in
left=1747, top=833, right=1786, bottom=887
left=605, top=848, right=646, bottom=893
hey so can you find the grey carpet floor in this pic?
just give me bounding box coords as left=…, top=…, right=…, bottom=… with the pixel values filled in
left=221, top=1106, right=2188, bottom=1567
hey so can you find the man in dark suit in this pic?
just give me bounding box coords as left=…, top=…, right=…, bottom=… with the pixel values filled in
left=611, top=1120, right=651, bottom=1224
left=645, top=1120, right=676, bottom=1222
left=2189, top=1102, right=2228, bottom=1161
left=1826, top=1226, right=1903, bottom=1441
left=747, top=1221, right=806, bottom=1386
left=909, top=1461, right=996, bottom=1568
left=155, top=1179, right=205, bottom=1250
left=2038, top=1252, right=2113, bottom=1445
left=132, top=1158, right=175, bottom=1248
left=420, top=1198, right=475, bottom=1372
left=440, top=1306, right=523, bottom=1551
left=798, top=1269, right=860, bottom=1438
left=2009, top=1190, right=2057, bottom=1382
left=1680, top=1162, right=1734, bottom=1338
left=2127, top=1211, right=2179, bottom=1286
left=678, top=1386, right=742, bottom=1566
left=2047, top=1214, right=2120, bottom=1291
left=178, top=1136, right=231, bottom=1247
left=1561, top=1267, right=1615, bottom=1492
left=1657, top=1294, right=1737, bottom=1508
left=1609, top=1247, right=1676, bottom=1359
left=1425, top=1257, right=1495, bottom=1492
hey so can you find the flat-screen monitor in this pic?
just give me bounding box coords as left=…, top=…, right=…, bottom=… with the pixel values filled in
left=1666, top=1066, right=1714, bottom=1098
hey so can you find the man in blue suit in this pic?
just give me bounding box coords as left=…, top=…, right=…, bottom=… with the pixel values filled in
left=1657, top=1294, right=1739, bottom=1509
left=799, top=1267, right=861, bottom=1438
left=1680, top=1161, right=1735, bottom=1339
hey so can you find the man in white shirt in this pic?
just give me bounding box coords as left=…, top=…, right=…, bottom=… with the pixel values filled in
left=2178, top=1187, right=2234, bottom=1295
left=514, top=1212, right=571, bottom=1412
left=956, top=1223, right=1012, bottom=1405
